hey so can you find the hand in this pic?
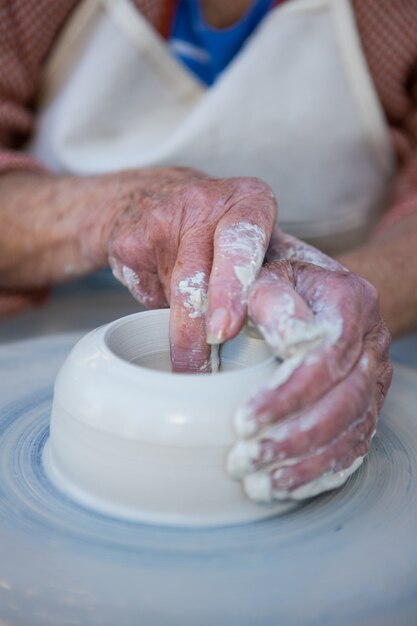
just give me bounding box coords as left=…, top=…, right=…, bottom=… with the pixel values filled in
left=0, top=288, right=48, bottom=318
left=107, top=170, right=276, bottom=372
left=227, top=229, right=393, bottom=502
left=0, top=168, right=276, bottom=373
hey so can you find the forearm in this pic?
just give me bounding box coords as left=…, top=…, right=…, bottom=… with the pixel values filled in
left=0, top=167, right=198, bottom=290
left=0, top=171, right=115, bottom=289
left=337, top=212, right=417, bottom=337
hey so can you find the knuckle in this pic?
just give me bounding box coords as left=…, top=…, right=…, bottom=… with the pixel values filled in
left=109, top=229, right=138, bottom=262
left=235, top=176, right=274, bottom=198
left=365, top=279, right=379, bottom=304
left=377, top=324, right=392, bottom=355
left=182, top=180, right=213, bottom=206
left=182, top=177, right=276, bottom=218
left=356, top=274, right=379, bottom=306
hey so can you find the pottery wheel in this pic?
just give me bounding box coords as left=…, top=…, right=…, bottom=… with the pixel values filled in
left=1, top=332, right=417, bottom=626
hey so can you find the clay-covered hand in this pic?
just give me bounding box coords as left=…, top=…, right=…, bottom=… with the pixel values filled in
left=227, top=229, right=393, bottom=502
left=107, top=169, right=276, bottom=373
left=0, top=168, right=275, bottom=371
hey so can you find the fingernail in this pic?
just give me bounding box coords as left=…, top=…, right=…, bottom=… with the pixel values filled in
left=243, top=472, right=272, bottom=503
left=233, top=404, right=258, bottom=438
left=226, top=440, right=260, bottom=479
left=207, top=308, right=230, bottom=344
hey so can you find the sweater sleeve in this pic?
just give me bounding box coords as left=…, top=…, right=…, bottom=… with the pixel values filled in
left=0, top=0, right=79, bottom=174
left=375, top=149, right=417, bottom=235
left=352, top=0, right=417, bottom=236
left=0, top=0, right=175, bottom=316
left=0, top=0, right=80, bottom=314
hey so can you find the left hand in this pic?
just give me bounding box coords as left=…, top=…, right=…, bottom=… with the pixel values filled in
left=107, top=171, right=276, bottom=372
left=226, top=229, right=393, bottom=502
left=0, top=288, right=48, bottom=318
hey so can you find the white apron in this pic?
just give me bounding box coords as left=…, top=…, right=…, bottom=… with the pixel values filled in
left=28, top=0, right=394, bottom=254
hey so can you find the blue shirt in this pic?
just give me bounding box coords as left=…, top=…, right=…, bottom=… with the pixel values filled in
left=170, top=0, right=275, bottom=86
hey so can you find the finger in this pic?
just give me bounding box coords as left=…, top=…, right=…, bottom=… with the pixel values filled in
left=296, top=263, right=381, bottom=340
left=243, top=404, right=376, bottom=503
left=266, top=226, right=346, bottom=272
left=364, top=319, right=392, bottom=410
left=248, top=261, right=325, bottom=359
left=206, top=180, right=276, bottom=344
left=109, top=256, right=167, bottom=309
left=227, top=339, right=380, bottom=478
left=237, top=265, right=377, bottom=437
left=169, top=234, right=213, bottom=373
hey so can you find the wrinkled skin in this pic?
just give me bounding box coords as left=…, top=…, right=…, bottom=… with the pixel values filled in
left=107, top=171, right=276, bottom=372
left=226, top=229, right=393, bottom=501
left=109, top=169, right=391, bottom=500
left=0, top=167, right=392, bottom=501
left=109, top=171, right=392, bottom=500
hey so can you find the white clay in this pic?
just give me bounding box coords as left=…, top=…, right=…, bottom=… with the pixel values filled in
left=121, top=264, right=140, bottom=290
left=228, top=307, right=361, bottom=502
left=232, top=353, right=306, bottom=439
left=211, top=344, right=220, bottom=373
left=218, top=221, right=266, bottom=294
left=244, top=456, right=364, bottom=503
left=44, top=309, right=297, bottom=527
left=177, top=271, right=208, bottom=319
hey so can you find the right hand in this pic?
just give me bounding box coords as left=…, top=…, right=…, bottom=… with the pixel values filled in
left=227, top=230, right=393, bottom=502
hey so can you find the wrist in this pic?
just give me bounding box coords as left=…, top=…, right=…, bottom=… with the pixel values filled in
left=337, top=214, right=417, bottom=336
left=0, top=170, right=115, bottom=287
left=0, top=166, right=207, bottom=290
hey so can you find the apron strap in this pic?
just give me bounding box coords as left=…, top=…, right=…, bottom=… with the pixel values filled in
left=40, top=0, right=103, bottom=108
left=40, top=0, right=203, bottom=109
